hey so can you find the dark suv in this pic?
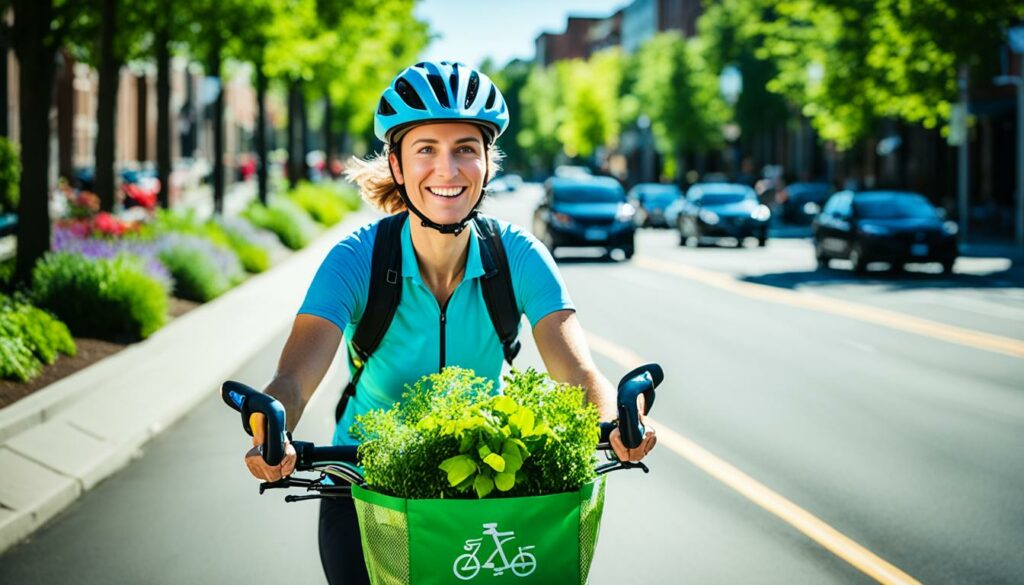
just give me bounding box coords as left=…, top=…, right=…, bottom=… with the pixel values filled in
left=533, top=176, right=636, bottom=259
left=812, top=190, right=958, bottom=274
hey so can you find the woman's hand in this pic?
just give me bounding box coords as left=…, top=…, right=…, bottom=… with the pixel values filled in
left=243, top=412, right=297, bottom=482
left=608, top=392, right=657, bottom=462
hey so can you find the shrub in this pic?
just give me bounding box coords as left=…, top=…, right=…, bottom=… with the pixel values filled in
left=53, top=225, right=174, bottom=290
left=0, top=293, right=76, bottom=382
left=0, top=137, right=19, bottom=214
left=31, top=252, right=169, bottom=341
left=211, top=216, right=281, bottom=273
left=156, top=233, right=244, bottom=302
left=353, top=367, right=600, bottom=500
left=241, top=197, right=319, bottom=250
left=288, top=182, right=360, bottom=226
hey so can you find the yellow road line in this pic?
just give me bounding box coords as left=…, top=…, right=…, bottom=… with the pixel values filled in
left=585, top=329, right=922, bottom=585
left=634, top=254, right=1024, bottom=360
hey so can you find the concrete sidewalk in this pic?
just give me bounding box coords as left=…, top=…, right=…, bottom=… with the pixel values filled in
left=0, top=209, right=374, bottom=555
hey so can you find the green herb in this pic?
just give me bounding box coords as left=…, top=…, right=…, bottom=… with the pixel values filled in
left=353, top=367, right=600, bottom=499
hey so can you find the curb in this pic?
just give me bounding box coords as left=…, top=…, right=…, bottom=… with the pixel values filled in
left=0, top=210, right=374, bottom=555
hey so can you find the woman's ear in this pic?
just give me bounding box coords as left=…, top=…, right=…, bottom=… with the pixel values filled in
left=388, top=151, right=405, bottom=186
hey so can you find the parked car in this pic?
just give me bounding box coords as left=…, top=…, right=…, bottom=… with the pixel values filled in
left=487, top=174, right=523, bottom=193
left=776, top=182, right=833, bottom=224
left=677, top=183, right=771, bottom=247
left=533, top=176, right=636, bottom=259
left=628, top=183, right=682, bottom=228
left=812, top=190, right=958, bottom=274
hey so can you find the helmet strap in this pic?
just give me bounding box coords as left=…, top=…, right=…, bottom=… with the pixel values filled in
left=387, top=144, right=489, bottom=237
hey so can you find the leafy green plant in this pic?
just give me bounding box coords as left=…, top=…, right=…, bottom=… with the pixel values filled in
left=353, top=367, right=600, bottom=500
left=154, top=233, right=244, bottom=302
left=0, top=137, right=20, bottom=214
left=0, top=293, right=76, bottom=382
left=241, top=197, right=320, bottom=250
left=31, top=252, right=169, bottom=341
left=288, top=182, right=360, bottom=227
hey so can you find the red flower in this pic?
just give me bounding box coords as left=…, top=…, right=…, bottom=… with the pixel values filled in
left=93, top=212, right=125, bottom=237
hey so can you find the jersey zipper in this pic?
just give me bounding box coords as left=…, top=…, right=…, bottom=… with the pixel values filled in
left=439, top=306, right=447, bottom=371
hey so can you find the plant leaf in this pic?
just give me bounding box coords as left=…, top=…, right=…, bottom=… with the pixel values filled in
left=492, top=395, right=517, bottom=415
left=501, top=440, right=524, bottom=473
left=510, top=408, right=535, bottom=436
left=474, top=474, right=495, bottom=498
left=483, top=452, right=506, bottom=472
left=495, top=471, right=516, bottom=492
left=439, top=454, right=477, bottom=486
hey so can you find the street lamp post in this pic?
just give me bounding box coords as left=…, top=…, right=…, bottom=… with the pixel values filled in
left=995, top=73, right=1024, bottom=246
left=996, top=25, right=1024, bottom=246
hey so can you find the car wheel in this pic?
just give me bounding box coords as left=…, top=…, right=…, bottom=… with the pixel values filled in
left=849, top=244, right=868, bottom=274
left=815, top=245, right=830, bottom=269
left=758, top=230, right=768, bottom=247
left=942, top=259, right=955, bottom=275
left=622, top=245, right=635, bottom=260
left=889, top=262, right=904, bottom=274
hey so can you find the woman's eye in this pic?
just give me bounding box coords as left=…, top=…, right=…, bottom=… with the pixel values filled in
left=458, top=146, right=477, bottom=154
left=418, top=146, right=434, bottom=154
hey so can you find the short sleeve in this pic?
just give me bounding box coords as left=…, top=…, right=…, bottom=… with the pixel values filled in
left=501, top=222, right=575, bottom=326
left=297, top=221, right=376, bottom=332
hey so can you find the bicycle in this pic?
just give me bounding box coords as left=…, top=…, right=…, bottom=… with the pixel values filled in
left=222, top=363, right=663, bottom=584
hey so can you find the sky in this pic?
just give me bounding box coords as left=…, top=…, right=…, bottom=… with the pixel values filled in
left=413, top=0, right=630, bottom=69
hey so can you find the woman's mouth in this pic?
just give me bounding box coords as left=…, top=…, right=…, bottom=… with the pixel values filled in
left=425, top=186, right=466, bottom=199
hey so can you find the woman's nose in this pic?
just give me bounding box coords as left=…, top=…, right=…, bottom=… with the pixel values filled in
left=434, top=152, right=458, bottom=178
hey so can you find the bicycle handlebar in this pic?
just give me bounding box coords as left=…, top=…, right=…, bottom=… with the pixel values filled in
left=222, top=363, right=663, bottom=467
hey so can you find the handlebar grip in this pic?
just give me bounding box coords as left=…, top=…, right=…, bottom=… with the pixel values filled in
left=615, top=363, right=662, bottom=449
left=221, top=380, right=288, bottom=466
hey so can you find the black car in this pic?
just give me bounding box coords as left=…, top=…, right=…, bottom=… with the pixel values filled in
left=628, top=183, right=682, bottom=228
left=677, top=183, right=771, bottom=247
left=812, top=190, right=958, bottom=274
left=776, top=182, right=832, bottom=224
left=533, top=176, right=636, bottom=259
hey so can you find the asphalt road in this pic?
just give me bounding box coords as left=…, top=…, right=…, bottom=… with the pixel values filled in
left=1, top=186, right=1022, bottom=584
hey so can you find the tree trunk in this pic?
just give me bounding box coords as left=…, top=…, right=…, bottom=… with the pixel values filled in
left=56, top=50, right=74, bottom=182
left=299, top=84, right=309, bottom=183
left=210, top=38, right=225, bottom=215
left=323, top=89, right=334, bottom=171
left=255, top=58, right=268, bottom=205
left=12, top=0, right=59, bottom=286
left=0, top=21, right=9, bottom=138
left=156, top=1, right=171, bottom=208
left=95, top=0, right=120, bottom=211
left=287, top=79, right=301, bottom=189
left=136, top=73, right=147, bottom=162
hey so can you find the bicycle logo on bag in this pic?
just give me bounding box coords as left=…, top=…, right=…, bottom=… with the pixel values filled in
left=452, top=522, right=537, bottom=580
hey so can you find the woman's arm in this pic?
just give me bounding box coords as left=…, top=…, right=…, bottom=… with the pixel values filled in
left=532, top=310, right=656, bottom=462
left=245, top=314, right=342, bottom=482
left=264, top=314, right=343, bottom=432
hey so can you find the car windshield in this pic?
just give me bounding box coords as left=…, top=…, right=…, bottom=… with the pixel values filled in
left=699, top=193, right=751, bottom=206
left=854, top=195, right=937, bottom=219
left=555, top=185, right=625, bottom=203
left=788, top=185, right=831, bottom=201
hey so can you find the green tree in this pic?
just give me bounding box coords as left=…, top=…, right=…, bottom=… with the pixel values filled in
left=633, top=33, right=728, bottom=179
left=487, top=58, right=531, bottom=174
left=555, top=49, right=624, bottom=161
left=518, top=64, right=564, bottom=174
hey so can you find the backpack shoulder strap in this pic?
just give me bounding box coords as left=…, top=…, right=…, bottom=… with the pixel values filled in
left=474, top=214, right=521, bottom=365
left=334, top=211, right=406, bottom=422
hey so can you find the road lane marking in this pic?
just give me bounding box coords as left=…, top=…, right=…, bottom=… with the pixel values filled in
left=634, top=255, right=1024, bottom=359
left=584, top=329, right=922, bottom=585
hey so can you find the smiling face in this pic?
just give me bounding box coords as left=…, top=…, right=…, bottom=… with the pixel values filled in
left=390, top=122, right=488, bottom=226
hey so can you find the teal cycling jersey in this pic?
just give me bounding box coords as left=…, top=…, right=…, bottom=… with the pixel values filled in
left=298, top=214, right=575, bottom=446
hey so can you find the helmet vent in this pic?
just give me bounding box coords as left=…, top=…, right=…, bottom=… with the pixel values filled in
left=376, top=97, right=396, bottom=116
left=448, top=70, right=460, bottom=103
left=427, top=74, right=450, bottom=108
left=485, top=85, right=497, bottom=109
left=464, top=71, right=480, bottom=109
left=395, top=77, right=426, bottom=110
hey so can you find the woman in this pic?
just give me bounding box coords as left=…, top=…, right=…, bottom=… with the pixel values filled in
left=244, top=61, right=657, bottom=584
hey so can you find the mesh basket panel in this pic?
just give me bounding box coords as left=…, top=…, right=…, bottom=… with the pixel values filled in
left=353, top=498, right=410, bottom=585
left=578, top=478, right=607, bottom=584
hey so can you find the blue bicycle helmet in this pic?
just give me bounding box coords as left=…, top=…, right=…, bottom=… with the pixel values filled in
left=374, top=61, right=509, bottom=145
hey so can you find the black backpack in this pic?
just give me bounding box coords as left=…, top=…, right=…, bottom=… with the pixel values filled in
left=334, top=211, right=522, bottom=422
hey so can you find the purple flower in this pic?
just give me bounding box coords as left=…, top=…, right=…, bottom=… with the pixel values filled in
left=154, top=232, right=245, bottom=283
left=53, top=226, right=174, bottom=290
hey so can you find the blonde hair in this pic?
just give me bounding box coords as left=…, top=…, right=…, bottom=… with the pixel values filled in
left=345, top=144, right=504, bottom=214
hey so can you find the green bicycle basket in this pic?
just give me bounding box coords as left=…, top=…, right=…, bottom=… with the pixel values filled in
left=351, top=476, right=606, bottom=585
